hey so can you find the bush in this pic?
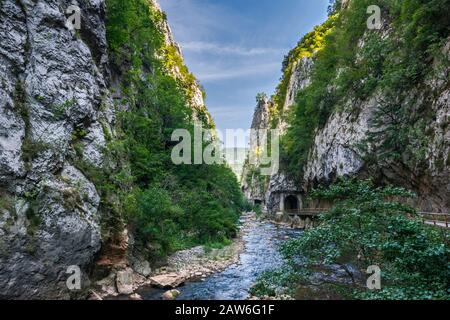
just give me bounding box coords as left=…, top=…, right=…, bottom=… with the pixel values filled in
left=101, top=0, right=245, bottom=259
left=281, top=0, right=450, bottom=178
left=254, top=179, right=450, bottom=300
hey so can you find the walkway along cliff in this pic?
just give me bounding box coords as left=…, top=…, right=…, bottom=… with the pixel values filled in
left=0, top=0, right=244, bottom=299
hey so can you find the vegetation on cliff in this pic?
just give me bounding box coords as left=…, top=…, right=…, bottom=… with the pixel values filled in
left=252, top=179, right=449, bottom=300
left=79, top=0, right=245, bottom=259
left=281, top=0, right=450, bottom=180
left=273, top=15, right=336, bottom=121
left=250, top=0, right=450, bottom=300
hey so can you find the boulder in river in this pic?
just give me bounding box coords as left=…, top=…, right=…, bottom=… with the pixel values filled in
left=162, top=289, right=181, bottom=300
left=150, top=273, right=186, bottom=288
left=130, top=293, right=143, bottom=300
left=116, top=268, right=134, bottom=295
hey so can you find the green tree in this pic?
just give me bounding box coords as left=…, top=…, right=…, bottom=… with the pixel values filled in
left=254, top=179, right=449, bottom=300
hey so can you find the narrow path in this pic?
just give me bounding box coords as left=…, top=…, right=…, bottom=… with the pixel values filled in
left=138, top=215, right=301, bottom=300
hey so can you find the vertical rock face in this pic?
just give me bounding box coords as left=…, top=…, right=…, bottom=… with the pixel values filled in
left=241, top=98, right=270, bottom=202
left=302, top=38, right=450, bottom=212
left=250, top=98, right=271, bottom=131
left=302, top=98, right=373, bottom=186
left=245, top=22, right=449, bottom=214
left=264, top=58, right=314, bottom=213
left=263, top=57, right=314, bottom=212
left=0, top=0, right=211, bottom=299
left=0, top=0, right=110, bottom=299
left=242, top=57, right=314, bottom=210
left=282, top=58, right=313, bottom=115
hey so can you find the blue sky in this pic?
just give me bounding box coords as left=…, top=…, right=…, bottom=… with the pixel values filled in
left=159, top=0, right=330, bottom=137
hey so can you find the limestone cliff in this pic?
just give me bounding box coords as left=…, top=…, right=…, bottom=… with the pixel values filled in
left=0, top=0, right=210, bottom=299
left=303, top=38, right=450, bottom=212
left=244, top=1, right=450, bottom=214
left=241, top=97, right=270, bottom=203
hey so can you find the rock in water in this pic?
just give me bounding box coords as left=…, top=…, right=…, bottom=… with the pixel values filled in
left=162, top=289, right=181, bottom=300
left=150, top=273, right=186, bottom=288
left=129, top=293, right=143, bottom=300
left=116, top=268, right=134, bottom=295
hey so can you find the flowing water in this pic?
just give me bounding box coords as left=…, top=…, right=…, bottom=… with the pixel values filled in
left=139, top=215, right=302, bottom=300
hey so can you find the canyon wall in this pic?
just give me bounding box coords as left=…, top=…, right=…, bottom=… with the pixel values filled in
left=0, top=0, right=209, bottom=299
left=244, top=3, right=449, bottom=214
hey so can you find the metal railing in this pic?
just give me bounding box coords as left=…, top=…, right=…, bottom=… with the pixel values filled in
left=418, top=212, right=450, bottom=228
left=283, top=209, right=450, bottom=228
left=285, top=208, right=328, bottom=216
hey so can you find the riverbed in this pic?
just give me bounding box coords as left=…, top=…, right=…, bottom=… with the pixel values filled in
left=138, top=214, right=302, bottom=300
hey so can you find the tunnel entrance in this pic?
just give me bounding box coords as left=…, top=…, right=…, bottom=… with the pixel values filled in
left=284, top=195, right=299, bottom=211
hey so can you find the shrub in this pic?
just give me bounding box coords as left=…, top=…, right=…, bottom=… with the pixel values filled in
left=254, top=179, right=450, bottom=300
left=96, top=0, right=246, bottom=259
left=281, top=0, right=450, bottom=179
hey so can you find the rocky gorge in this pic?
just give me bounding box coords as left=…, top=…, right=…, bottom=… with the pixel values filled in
left=0, top=0, right=449, bottom=301
left=0, top=0, right=241, bottom=299
left=0, top=0, right=113, bottom=299
left=242, top=0, right=450, bottom=217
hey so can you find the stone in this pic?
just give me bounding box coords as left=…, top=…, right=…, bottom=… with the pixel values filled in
left=130, top=293, right=143, bottom=300
left=274, top=212, right=283, bottom=222
left=298, top=219, right=306, bottom=229
left=162, top=289, right=180, bottom=300
left=88, top=291, right=103, bottom=300
left=97, top=272, right=118, bottom=296
left=150, top=273, right=186, bottom=289
left=132, top=259, right=152, bottom=277
left=116, top=268, right=134, bottom=295
left=305, top=218, right=313, bottom=230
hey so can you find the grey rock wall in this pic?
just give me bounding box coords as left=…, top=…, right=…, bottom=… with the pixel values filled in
left=0, top=0, right=111, bottom=299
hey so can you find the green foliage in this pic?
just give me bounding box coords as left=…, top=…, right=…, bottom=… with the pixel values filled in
left=0, top=193, right=13, bottom=212
left=274, top=16, right=336, bottom=112
left=135, top=186, right=184, bottom=257
left=93, top=0, right=245, bottom=259
left=13, top=81, right=28, bottom=122
left=360, top=0, right=450, bottom=169
left=106, top=0, right=164, bottom=67
left=281, top=0, right=450, bottom=178
left=52, top=100, right=75, bottom=120
left=241, top=199, right=254, bottom=213
left=21, top=139, right=50, bottom=164
left=24, top=190, right=42, bottom=237
left=250, top=266, right=302, bottom=297
left=253, top=204, right=263, bottom=217
left=255, top=179, right=450, bottom=300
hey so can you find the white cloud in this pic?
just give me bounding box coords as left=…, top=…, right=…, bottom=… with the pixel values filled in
left=195, top=62, right=280, bottom=82
left=208, top=106, right=253, bottom=117
left=181, top=41, right=285, bottom=56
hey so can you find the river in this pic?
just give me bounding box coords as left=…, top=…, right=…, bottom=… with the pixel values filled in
left=138, top=215, right=302, bottom=300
